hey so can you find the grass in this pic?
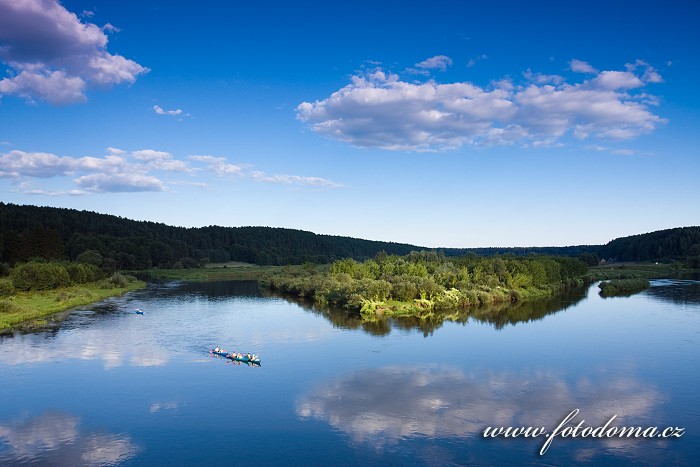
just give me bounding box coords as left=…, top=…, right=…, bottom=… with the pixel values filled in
left=0, top=280, right=145, bottom=333
left=136, top=264, right=301, bottom=282
left=586, top=262, right=686, bottom=281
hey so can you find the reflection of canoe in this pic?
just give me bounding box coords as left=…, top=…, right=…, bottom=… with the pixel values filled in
left=210, top=349, right=261, bottom=365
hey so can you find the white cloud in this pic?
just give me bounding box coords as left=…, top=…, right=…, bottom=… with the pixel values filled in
left=16, top=181, right=86, bottom=196
left=189, top=155, right=243, bottom=175
left=570, top=59, right=598, bottom=74
left=74, top=173, right=165, bottom=192
left=2, top=148, right=339, bottom=195
left=297, top=61, right=665, bottom=151
left=610, top=148, right=636, bottom=156
left=466, top=54, right=488, bottom=68
left=0, top=150, right=77, bottom=178
left=134, top=149, right=190, bottom=172
left=415, top=55, right=453, bottom=71
left=251, top=171, right=341, bottom=188
left=0, top=0, right=148, bottom=104
left=591, top=71, right=644, bottom=90
left=153, top=105, right=184, bottom=116
left=523, top=69, right=564, bottom=85
left=626, top=59, right=664, bottom=84
left=0, top=70, right=86, bottom=104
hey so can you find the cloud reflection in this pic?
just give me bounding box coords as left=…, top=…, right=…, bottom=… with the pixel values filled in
left=0, top=330, right=169, bottom=369
left=0, top=411, right=139, bottom=465
left=297, top=366, right=663, bottom=458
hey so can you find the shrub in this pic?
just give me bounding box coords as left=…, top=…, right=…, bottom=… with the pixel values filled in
left=66, top=263, right=102, bottom=284
left=109, top=272, right=129, bottom=288
left=11, top=262, right=71, bottom=291
left=0, top=279, right=15, bottom=297
left=0, top=299, right=21, bottom=314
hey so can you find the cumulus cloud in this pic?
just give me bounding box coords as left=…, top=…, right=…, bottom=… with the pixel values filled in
left=296, top=61, right=665, bottom=151
left=0, top=0, right=148, bottom=104
left=153, top=105, right=184, bottom=116
left=1, top=149, right=164, bottom=193
left=1, top=147, right=340, bottom=194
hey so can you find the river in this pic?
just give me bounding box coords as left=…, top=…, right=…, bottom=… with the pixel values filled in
left=1, top=279, right=698, bottom=465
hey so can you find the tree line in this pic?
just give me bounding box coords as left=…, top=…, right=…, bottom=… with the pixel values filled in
left=1, top=203, right=697, bottom=270
left=598, top=227, right=700, bottom=265
left=0, top=203, right=427, bottom=268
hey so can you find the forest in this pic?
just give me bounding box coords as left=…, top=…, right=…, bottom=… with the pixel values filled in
left=598, top=227, right=700, bottom=265
left=1, top=202, right=598, bottom=268
left=1, top=203, right=698, bottom=270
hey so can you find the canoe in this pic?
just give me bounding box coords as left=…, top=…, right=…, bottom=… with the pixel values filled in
left=210, top=349, right=261, bottom=365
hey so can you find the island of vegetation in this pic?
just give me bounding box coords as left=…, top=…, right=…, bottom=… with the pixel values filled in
left=598, top=278, right=651, bottom=297
left=261, top=251, right=588, bottom=320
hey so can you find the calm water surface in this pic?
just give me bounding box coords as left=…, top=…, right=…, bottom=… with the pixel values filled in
left=0, top=279, right=698, bottom=466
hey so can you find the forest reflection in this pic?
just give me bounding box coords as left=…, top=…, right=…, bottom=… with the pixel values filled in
left=269, top=285, right=588, bottom=336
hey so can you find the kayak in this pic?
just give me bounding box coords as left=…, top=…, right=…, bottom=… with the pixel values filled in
left=210, top=349, right=261, bottom=365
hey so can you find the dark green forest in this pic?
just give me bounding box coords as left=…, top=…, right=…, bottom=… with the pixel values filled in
left=0, top=202, right=427, bottom=268
left=1, top=203, right=698, bottom=269
left=598, top=227, right=700, bottom=266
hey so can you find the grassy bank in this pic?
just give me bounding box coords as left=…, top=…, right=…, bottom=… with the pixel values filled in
left=0, top=280, right=144, bottom=333
left=586, top=262, right=686, bottom=281
left=599, top=278, right=651, bottom=297
left=134, top=264, right=296, bottom=282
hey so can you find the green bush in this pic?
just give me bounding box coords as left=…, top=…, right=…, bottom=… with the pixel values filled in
left=11, top=262, right=71, bottom=291
left=0, top=279, right=15, bottom=297
left=66, top=263, right=102, bottom=284
left=0, top=299, right=21, bottom=314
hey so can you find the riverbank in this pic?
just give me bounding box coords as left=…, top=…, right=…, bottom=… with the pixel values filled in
left=586, top=262, right=687, bottom=281
left=133, top=264, right=297, bottom=282
left=0, top=280, right=145, bottom=333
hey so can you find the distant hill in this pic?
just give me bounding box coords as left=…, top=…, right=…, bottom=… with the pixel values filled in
left=0, top=203, right=696, bottom=268
left=598, top=226, right=700, bottom=262
left=0, top=203, right=427, bottom=267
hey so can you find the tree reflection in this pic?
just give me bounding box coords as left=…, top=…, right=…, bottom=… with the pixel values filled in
left=267, top=285, right=588, bottom=336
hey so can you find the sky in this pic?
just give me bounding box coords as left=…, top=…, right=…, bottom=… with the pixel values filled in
left=1, top=0, right=699, bottom=248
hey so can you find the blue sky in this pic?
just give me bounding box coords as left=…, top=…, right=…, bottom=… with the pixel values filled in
left=1, top=0, right=699, bottom=247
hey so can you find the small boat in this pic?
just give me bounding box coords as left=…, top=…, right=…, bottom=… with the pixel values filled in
left=210, top=349, right=261, bottom=365
left=134, top=309, right=144, bottom=315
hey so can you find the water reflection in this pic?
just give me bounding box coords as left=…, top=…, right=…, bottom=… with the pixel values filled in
left=0, top=412, right=139, bottom=465
left=297, top=366, right=664, bottom=459
left=175, top=280, right=264, bottom=299
left=276, top=285, right=588, bottom=336
left=646, top=279, right=700, bottom=306
left=0, top=330, right=169, bottom=368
